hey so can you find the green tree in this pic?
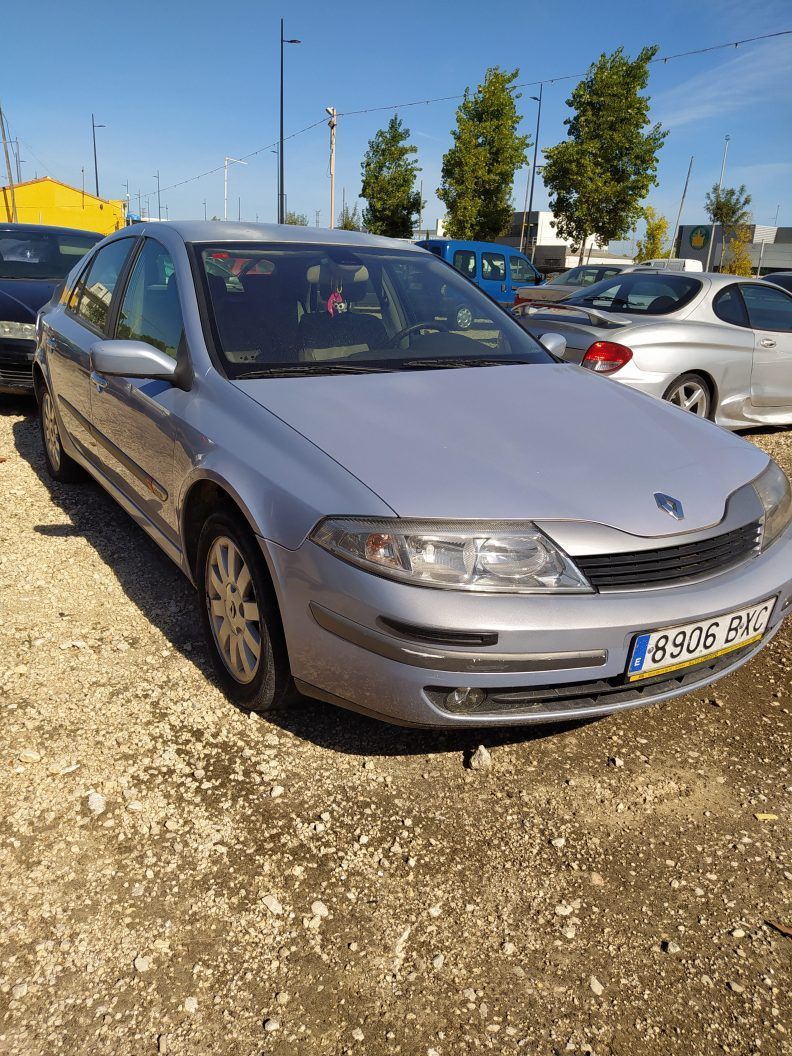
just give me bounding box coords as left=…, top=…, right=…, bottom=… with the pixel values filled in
left=360, top=115, right=422, bottom=237
left=337, top=201, right=363, bottom=231
left=721, top=223, right=754, bottom=276
left=634, top=206, right=669, bottom=261
left=704, top=184, right=752, bottom=229
left=437, top=67, right=529, bottom=240
left=542, top=46, right=667, bottom=264
left=285, top=210, right=307, bottom=226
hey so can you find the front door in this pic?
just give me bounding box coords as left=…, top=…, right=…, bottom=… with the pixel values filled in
left=740, top=283, right=792, bottom=408
left=89, top=237, right=185, bottom=545
left=479, top=249, right=509, bottom=303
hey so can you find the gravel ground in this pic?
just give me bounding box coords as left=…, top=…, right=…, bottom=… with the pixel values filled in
left=1, top=396, right=790, bottom=1056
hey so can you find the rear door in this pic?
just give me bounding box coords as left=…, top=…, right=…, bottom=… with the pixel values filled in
left=89, top=237, right=184, bottom=541
left=740, top=283, right=792, bottom=408
left=47, top=237, right=137, bottom=458
left=479, top=250, right=508, bottom=303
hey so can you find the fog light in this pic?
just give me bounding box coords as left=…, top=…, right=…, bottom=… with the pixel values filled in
left=445, top=686, right=487, bottom=712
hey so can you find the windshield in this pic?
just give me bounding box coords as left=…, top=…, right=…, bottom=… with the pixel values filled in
left=195, top=242, right=552, bottom=377
left=0, top=230, right=101, bottom=281
left=565, top=272, right=702, bottom=314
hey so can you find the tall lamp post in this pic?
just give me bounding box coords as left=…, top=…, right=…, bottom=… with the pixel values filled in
left=224, top=156, right=247, bottom=221
left=91, top=114, right=105, bottom=198
left=705, top=134, right=730, bottom=272
left=279, top=20, right=301, bottom=224
left=525, top=84, right=543, bottom=264
left=153, top=170, right=161, bottom=221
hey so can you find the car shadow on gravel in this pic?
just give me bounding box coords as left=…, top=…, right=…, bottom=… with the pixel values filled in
left=10, top=400, right=590, bottom=758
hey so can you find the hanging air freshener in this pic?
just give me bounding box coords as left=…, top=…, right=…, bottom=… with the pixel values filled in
left=327, top=284, right=347, bottom=316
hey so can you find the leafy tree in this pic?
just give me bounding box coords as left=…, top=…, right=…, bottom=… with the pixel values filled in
left=360, top=115, right=422, bottom=237
left=542, top=46, right=667, bottom=264
left=437, top=67, right=529, bottom=240
left=721, top=223, right=753, bottom=276
left=634, top=206, right=669, bottom=261
left=704, top=184, right=752, bottom=229
left=337, top=201, right=363, bottom=231
left=285, top=210, right=307, bottom=226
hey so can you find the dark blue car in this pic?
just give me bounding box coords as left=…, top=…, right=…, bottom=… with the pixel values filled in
left=0, top=223, right=102, bottom=394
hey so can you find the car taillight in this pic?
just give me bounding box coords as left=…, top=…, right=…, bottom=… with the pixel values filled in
left=581, top=341, right=633, bottom=374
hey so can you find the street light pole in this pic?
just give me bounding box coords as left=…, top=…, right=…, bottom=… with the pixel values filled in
left=525, top=83, right=543, bottom=263
left=224, top=156, right=247, bottom=221
left=279, top=20, right=301, bottom=224
left=154, top=170, right=161, bottom=221
left=705, top=134, right=730, bottom=272
left=326, top=107, right=337, bottom=229
left=91, top=114, right=105, bottom=198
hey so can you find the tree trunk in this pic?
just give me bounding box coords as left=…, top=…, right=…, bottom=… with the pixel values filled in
left=577, top=235, right=587, bottom=266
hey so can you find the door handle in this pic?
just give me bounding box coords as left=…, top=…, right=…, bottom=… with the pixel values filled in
left=90, top=370, right=109, bottom=393
left=760, top=338, right=776, bottom=348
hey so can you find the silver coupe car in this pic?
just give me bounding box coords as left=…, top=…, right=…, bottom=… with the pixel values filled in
left=514, top=270, right=792, bottom=428
left=34, top=223, right=792, bottom=728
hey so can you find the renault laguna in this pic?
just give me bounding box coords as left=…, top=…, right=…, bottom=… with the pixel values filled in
left=34, top=223, right=792, bottom=727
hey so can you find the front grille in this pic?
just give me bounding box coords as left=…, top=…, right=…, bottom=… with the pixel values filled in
left=575, top=521, right=761, bottom=590
left=427, top=639, right=761, bottom=717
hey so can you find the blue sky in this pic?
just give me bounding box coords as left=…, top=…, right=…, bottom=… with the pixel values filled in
left=3, top=0, right=791, bottom=243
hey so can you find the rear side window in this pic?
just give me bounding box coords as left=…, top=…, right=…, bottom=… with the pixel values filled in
left=481, top=252, right=506, bottom=281
left=452, top=250, right=476, bottom=277
left=71, top=238, right=135, bottom=333
left=116, top=239, right=184, bottom=358
left=713, top=286, right=748, bottom=327
left=740, top=284, right=792, bottom=332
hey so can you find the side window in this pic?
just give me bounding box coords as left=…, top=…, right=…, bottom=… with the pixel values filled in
left=740, top=284, right=792, bottom=333
left=452, top=250, right=477, bottom=277
left=72, top=239, right=135, bottom=332
left=713, top=286, right=748, bottom=327
left=509, top=256, right=534, bottom=283
left=116, top=239, right=184, bottom=358
left=481, top=252, right=506, bottom=281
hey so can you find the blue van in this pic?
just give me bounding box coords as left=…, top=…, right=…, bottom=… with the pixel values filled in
left=416, top=239, right=543, bottom=305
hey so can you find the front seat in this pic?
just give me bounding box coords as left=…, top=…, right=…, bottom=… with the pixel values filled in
left=298, top=263, right=387, bottom=361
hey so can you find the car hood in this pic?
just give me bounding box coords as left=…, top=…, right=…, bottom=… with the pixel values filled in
left=0, top=278, right=59, bottom=322
left=233, top=364, right=767, bottom=536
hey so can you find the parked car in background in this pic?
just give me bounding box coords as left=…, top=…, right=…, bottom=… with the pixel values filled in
left=416, top=238, right=542, bottom=306
left=763, top=272, right=792, bottom=294
left=0, top=223, right=102, bottom=394
left=514, top=263, right=630, bottom=306
left=34, top=223, right=792, bottom=728
left=632, top=258, right=704, bottom=272
left=514, top=270, right=792, bottom=427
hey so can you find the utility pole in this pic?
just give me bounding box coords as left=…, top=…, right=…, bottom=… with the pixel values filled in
left=154, top=170, right=161, bottom=221
left=13, top=137, right=22, bottom=182
left=518, top=167, right=530, bottom=254
left=136, top=189, right=142, bottom=218
left=666, top=155, right=694, bottom=267
left=526, top=83, right=543, bottom=263
left=81, top=167, right=85, bottom=209
left=772, top=204, right=781, bottom=226
left=123, top=179, right=130, bottom=222
left=279, top=20, right=302, bottom=223
left=326, top=106, right=337, bottom=229
left=203, top=199, right=207, bottom=220
left=238, top=196, right=241, bottom=222
left=91, top=113, right=105, bottom=198
left=224, top=156, right=247, bottom=221
left=315, top=209, right=320, bottom=227
left=705, top=134, right=730, bottom=272
left=0, top=104, right=18, bottom=222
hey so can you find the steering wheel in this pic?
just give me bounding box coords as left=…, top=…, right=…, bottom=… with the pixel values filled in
left=384, top=321, right=447, bottom=348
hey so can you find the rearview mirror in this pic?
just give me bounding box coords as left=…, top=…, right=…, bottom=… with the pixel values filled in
left=90, top=340, right=178, bottom=381
left=539, top=333, right=567, bottom=358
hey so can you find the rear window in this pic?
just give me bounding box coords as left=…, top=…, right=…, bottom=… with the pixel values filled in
left=0, top=230, right=101, bottom=280
left=565, top=273, right=702, bottom=314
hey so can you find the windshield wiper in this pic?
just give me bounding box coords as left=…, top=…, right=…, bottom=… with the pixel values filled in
left=400, top=357, right=537, bottom=370
left=234, top=363, right=395, bottom=379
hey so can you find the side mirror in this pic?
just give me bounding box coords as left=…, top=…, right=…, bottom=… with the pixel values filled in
left=539, top=333, right=567, bottom=358
left=90, top=340, right=178, bottom=381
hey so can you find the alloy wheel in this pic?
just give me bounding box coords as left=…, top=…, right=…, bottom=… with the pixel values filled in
left=42, top=391, right=61, bottom=471
left=205, top=536, right=262, bottom=684
left=666, top=379, right=709, bottom=417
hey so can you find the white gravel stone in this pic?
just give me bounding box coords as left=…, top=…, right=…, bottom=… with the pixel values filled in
left=468, top=745, right=492, bottom=771
left=184, top=996, right=198, bottom=1014
left=264, top=1017, right=281, bottom=1032
left=270, top=784, right=285, bottom=798
left=590, top=975, right=604, bottom=996
left=87, top=792, right=106, bottom=815
left=262, top=894, right=284, bottom=916
left=18, top=749, right=41, bottom=764
left=133, top=954, right=151, bottom=973
left=311, top=899, right=330, bottom=918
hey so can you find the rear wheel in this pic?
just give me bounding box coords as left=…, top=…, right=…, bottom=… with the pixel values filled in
left=196, top=511, right=294, bottom=713
left=39, top=387, right=86, bottom=482
left=663, top=373, right=712, bottom=419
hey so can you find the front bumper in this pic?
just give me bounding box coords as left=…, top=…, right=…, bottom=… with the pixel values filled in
left=264, top=522, right=792, bottom=727
left=0, top=340, right=35, bottom=394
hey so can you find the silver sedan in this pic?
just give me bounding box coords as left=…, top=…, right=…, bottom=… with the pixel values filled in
left=515, top=270, right=792, bottom=428
left=34, top=223, right=792, bottom=728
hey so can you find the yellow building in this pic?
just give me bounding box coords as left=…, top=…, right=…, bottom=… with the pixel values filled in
left=0, top=176, right=126, bottom=235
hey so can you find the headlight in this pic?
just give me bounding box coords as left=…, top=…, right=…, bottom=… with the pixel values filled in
left=310, top=518, right=592, bottom=593
left=753, top=460, right=792, bottom=550
left=0, top=321, right=36, bottom=341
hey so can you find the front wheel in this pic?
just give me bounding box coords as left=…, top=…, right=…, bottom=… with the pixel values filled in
left=662, top=373, right=712, bottom=419
left=196, top=512, right=294, bottom=713
left=39, top=387, right=86, bottom=482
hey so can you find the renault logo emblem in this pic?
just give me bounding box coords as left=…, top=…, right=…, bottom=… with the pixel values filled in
left=654, top=492, right=684, bottom=520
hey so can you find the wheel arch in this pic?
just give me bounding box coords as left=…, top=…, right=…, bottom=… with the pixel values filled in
left=663, top=369, right=719, bottom=420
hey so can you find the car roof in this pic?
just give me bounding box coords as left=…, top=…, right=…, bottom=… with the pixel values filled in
left=419, top=238, right=523, bottom=255
left=125, top=220, right=426, bottom=253
left=0, top=222, right=102, bottom=238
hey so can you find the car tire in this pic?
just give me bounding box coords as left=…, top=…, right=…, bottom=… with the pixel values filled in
left=196, top=511, right=295, bottom=713
left=662, top=373, right=713, bottom=419
left=39, top=387, right=87, bottom=483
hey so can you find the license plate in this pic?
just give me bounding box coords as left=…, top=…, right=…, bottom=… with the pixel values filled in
left=627, top=598, right=776, bottom=682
